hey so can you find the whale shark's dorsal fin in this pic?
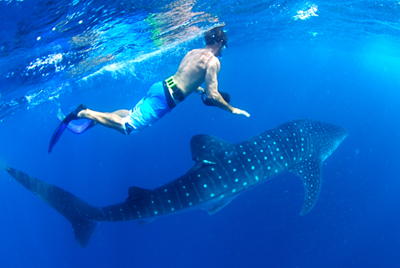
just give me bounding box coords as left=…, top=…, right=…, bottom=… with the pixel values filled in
left=126, top=186, right=151, bottom=201
left=289, top=157, right=323, bottom=216
left=190, top=134, right=234, bottom=164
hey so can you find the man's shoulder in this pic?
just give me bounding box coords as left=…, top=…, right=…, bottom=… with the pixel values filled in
left=189, top=48, right=215, bottom=56
left=185, top=49, right=218, bottom=65
left=206, top=54, right=220, bottom=67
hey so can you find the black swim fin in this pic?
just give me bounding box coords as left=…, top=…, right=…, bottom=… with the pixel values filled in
left=48, top=104, right=87, bottom=153
left=57, top=108, right=95, bottom=134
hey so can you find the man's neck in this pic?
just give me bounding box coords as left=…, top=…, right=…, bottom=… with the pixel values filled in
left=204, top=44, right=220, bottom=56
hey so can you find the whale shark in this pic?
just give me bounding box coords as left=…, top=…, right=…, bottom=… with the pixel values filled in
left=5, top=119, right=347, bottom=247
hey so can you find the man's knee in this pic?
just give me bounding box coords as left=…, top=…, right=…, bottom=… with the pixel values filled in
left=123, top=122, right=134, bottom=135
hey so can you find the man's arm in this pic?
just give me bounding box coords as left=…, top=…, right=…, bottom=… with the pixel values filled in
left=205, top=57, right=250, bottom=117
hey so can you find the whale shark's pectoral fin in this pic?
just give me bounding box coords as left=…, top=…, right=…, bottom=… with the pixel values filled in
left=137, top=219, right=155, bottom=225
left=186, top=160, right=216, bottom=174
left=203, top=198, right=235, bottom=215
left=289, top=157, right=323, bottom=216
left=190, top=134, right=234, bottom=164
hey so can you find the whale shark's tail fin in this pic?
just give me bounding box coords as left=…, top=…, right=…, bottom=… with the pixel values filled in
left=5, top=167, right=97, bottom=247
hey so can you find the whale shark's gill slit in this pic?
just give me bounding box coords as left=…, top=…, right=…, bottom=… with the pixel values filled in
left=171, top=182, right=183, bottom=209
left=207, top=171, right=218, bottom=188
left=220, top=157, right=232, bottom=184
left=156, top=191, right=166, bottom=215
left=191, top=181, right=203, bottom=202
left=143, top=200, right=151, bottom=218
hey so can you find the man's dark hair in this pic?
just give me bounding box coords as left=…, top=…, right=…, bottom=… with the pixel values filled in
left=204, top=27, right=228, bottom=47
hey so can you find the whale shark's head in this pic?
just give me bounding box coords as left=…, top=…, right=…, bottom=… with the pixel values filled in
left=296, top=120, right=348, bottom=161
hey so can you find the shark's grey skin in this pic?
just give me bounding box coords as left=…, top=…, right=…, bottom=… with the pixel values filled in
left=6, top=119, right=347, bottom=247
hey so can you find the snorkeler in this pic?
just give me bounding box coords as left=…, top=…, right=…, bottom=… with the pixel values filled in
left=48, top=26, right=250, bottom=153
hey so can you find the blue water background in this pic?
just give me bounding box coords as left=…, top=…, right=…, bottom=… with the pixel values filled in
left=1, top=0, right=400, bottom=267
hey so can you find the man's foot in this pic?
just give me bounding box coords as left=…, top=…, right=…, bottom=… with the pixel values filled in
left=48, top=104, right=88, bottom=154
left=64, top=103, right=87, bottom=122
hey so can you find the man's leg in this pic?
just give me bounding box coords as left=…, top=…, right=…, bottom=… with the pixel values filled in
left=77, top=109, right=129, bottom=135
left=112, top=110, right=130, bottom=117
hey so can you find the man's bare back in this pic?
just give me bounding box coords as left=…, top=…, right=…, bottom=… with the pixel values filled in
left=173, top=48, right=219, bottom=96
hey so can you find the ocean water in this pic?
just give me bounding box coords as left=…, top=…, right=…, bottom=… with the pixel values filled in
left=1, top=0, right=400, bottom=267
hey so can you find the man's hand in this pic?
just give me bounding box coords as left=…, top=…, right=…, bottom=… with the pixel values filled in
left=196, top=87, right=205, bottom=94
left=232, top=108, right=250, bottom=117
